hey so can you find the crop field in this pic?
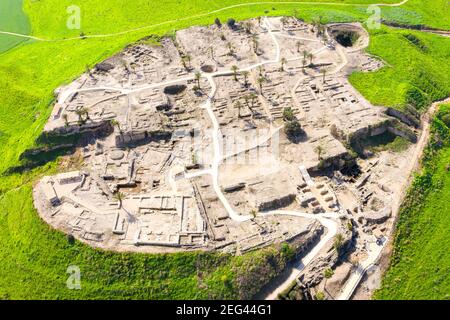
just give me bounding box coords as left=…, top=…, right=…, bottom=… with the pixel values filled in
left=0, top=0, right=448, bottom=299
left=375, top=104, right=450, bottom=300
left=0, top=0, right=31, bottom=53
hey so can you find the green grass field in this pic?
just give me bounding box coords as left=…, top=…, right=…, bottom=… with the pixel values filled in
left=381, top=0, right=450, bottom=30
left=0, top=0, right=31, bottom=53
left=350, top=27, right=450, bottom=111
left=375, top=104, right=450, bottom=300
left=0, top=0, right=448, bottom=299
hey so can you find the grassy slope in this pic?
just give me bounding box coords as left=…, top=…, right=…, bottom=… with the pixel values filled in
left=0, top=0, right=448, bottom=299
left=23, top=0, right=397, bottom=38
left=381, top=0, right=450, bottom=30
left=375, top=105, right=450, bottom=300
left=350, top=27, right=450, bottom=111
left=0, top=0, right=30, bottom=53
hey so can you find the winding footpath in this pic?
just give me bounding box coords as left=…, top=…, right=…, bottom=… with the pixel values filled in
left=54, top=17, right=343, bottom=297
left=52, top=13, right=434, bottom=300
left=1, top=1, right=411, bottom=42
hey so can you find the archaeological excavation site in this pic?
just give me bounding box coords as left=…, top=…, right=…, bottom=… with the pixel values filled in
left=32, top=16, right=424, bottom=299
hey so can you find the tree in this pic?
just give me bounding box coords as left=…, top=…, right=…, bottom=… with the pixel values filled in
left=302, top=50, right=309, bottom=61
left=280, top=243, right=295, bottom=260
left=214, top=18, right=222, bottom=27
left=315, top=145, right=324, bottom=160
left=235, top=101, right=242, bottom=118
left=252, top=35, right=259, bottom=54
left=302, top=58, right=307, bottom=70
left=181, top=55, right=191, bottom=70
left=241, top=70, right=250, bottom=87
left=113, top=191, right=125, bottom=209
left=284, top=120, right=303, bottom=137
left=333, top=233, right=344, bottom=253
left=191, top=151, right=197, bottom=165
left=231, top=65, right=239, bottom=81
left=315, top=291, right=325, bottom=300
left=283, top=107, right=295, bottom=121
left=324, top=268, right=334, bottom=279
left=308, top=53, right=314, bottom=66
left=75, top=109, right=84, bottom=124
left=81, top=107, right=89, bottom=120
left=280, top=57, right=287, bottom=71
left=257, top=76, right=265, bottom=94
left=249, top=92, right=258, bottom=108
left=194, top=71, right=202, bottom=89
left=257, top=16, right=262, bottom=26
left=280, top=17, right=288, bottom=26
left=320, top=68, right=327, bottom=83
left=258, top=65, right=264, bottom=77
left=243, top=21, right=253, bottom=34
left=313, top=16, right=323, bottom=36
left=227, top=18, right=236, bottom=29
left=296, top=40, right=302, bottom=53
left=227, top=42, right=235, bottom=56
left=208, top=46, right=215, bottom=60
left=110, top=119, right=122, bottom=134
left=75, top=107, right=89, bottom=125
left=250, top=209, right=257, bottom=219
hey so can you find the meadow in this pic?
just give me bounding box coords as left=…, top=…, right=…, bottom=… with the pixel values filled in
left=375, top=104, right=450, bottom=300
left=0, top=0, right=448, bottom=299
left=0, top=0, right=30, bottom=53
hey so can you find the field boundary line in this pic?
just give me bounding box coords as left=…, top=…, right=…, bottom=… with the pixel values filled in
left=0, top=0, right=409, bottom=42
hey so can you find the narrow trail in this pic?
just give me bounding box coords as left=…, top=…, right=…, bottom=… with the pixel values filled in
left=54, top=18, right=347, bottom=295
left=48, top=12, right=438, bottom=301
left=0, top=0, right=410, bottom=42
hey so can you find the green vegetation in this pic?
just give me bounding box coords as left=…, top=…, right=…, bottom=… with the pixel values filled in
left=0, top=0, right=31, bottom=53
left=349, top=26, right=450, bottom=112
left=363, top=131, right=411, bottom=153
left=375, top=104, right=450, bottom=300
left=381, top=0, right=450, bottom=30
left=0, top=0, right=448, bottom=299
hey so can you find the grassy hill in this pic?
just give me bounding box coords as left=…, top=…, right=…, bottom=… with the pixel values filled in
left=375, top=104, right=450, bottom=300
left=350, top=27, right=450, bottom=111
left=0, top=0, right=448, bottom=299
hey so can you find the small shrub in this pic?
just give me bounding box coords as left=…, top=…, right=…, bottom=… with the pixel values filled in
left=227, top=18, right=236, bottom=29
left=280, top=243, right=295, bottom=261
left=324, top=268, right=334, bottom=279
left=282, top=107, right=295, bottom=122
left=284, top=120, right=303, bottom=137
left=315, top=291, right=325, bottom=300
